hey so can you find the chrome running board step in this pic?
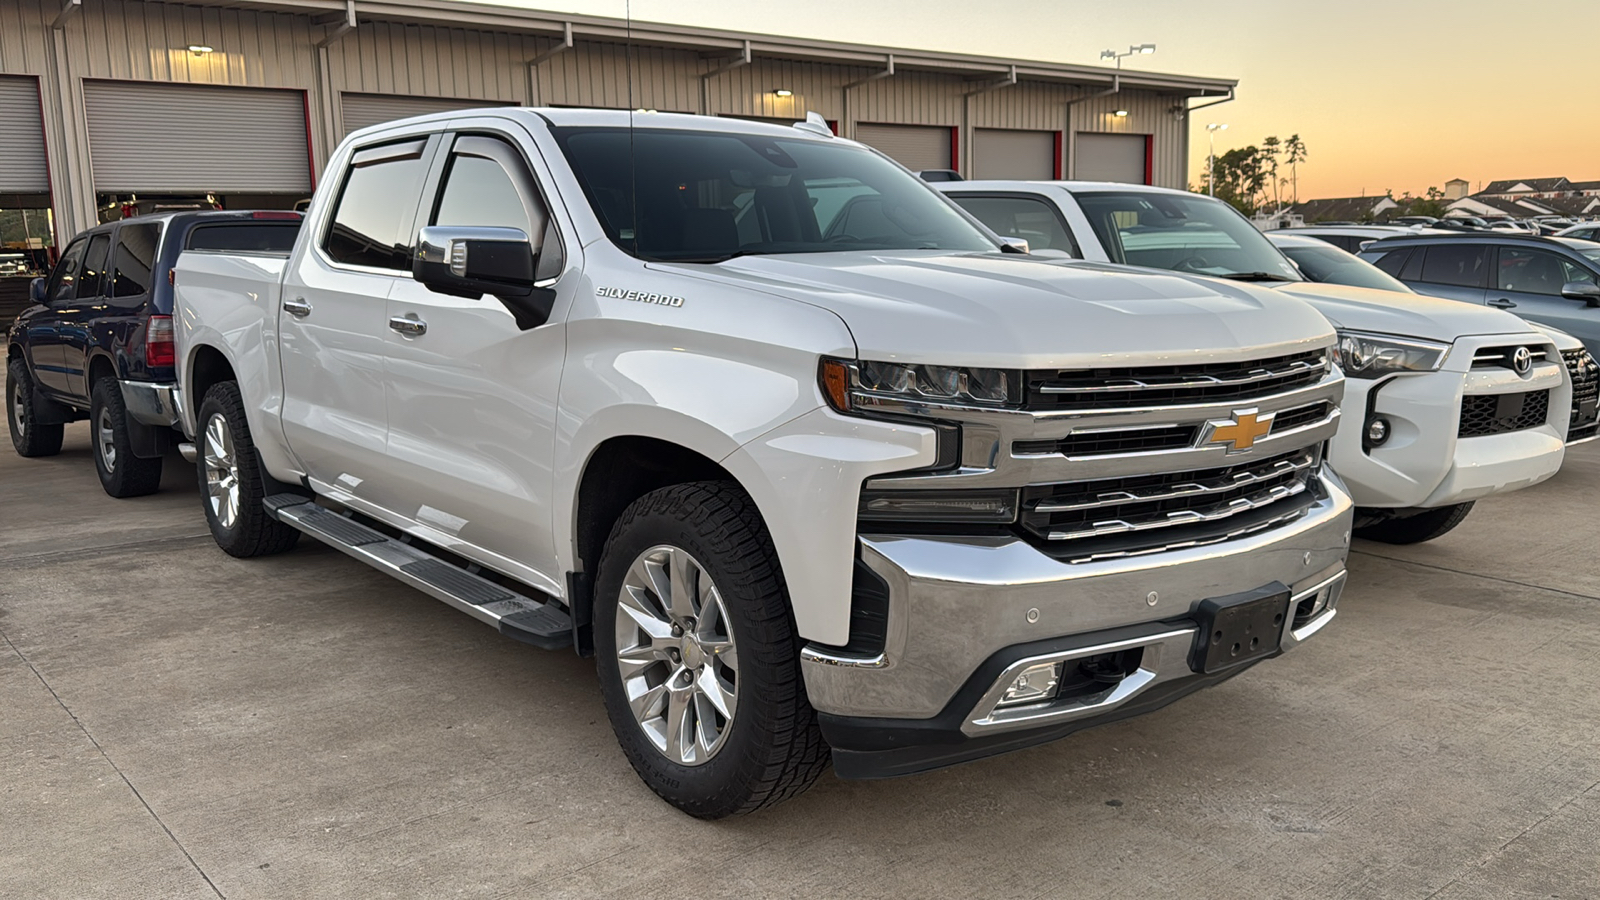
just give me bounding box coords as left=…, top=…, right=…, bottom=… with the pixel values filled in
left=264, top=494, right=572, bottom=650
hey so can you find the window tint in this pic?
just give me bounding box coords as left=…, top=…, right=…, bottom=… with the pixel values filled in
left=1073, top=190, right=1301, bottom=280
left=188, top=223, right=301, bottom=253
left=435, top=156, right=532, bottom=233
left=1281, top=244, right=1412, bottom=293
left=1371, top=247, right=1412, bottom=278
left=46, top=239, right=88, bottom=305
left=112, top=223, right=161, bottom=298
left=324, top=139, right=430, bottom=270
left=1496, top=248, right=1578, bottom=295
left=77, top=233, right=111, bottom=300
left=1419, top=244, right=1489, bottom=288
left=949, top=195, right=1079, bottom=255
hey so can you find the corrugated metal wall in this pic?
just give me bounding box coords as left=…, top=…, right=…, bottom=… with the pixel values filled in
left=3, top=0, right=1197, bottom=239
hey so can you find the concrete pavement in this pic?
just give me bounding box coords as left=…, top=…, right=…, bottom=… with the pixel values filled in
left=3, top=424, right=1598, bottom=899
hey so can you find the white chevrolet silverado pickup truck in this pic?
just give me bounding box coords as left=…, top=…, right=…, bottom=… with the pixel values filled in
left=940, top=181, right=1569, bottom=544
left=173, top=109, right=1352, bottom=818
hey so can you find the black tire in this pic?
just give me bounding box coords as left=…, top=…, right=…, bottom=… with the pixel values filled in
left=1354, top=501, right=1475, bottom=545
left=195, top=381, right=300, bottom=558
left=90, top=376, right=164, bottom=498
left=593, top=481, right=828, bottom=819
left=7, top=357, right=64, bottom=458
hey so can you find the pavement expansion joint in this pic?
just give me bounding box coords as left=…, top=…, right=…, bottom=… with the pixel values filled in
left=1351, top=548, right=1600, bottom=603
left=1, top=628, right=228, bottom=900
left=0, top=532, right=215, bottom=570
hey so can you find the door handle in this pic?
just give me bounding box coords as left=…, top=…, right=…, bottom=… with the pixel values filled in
left=283, top=297, right=312, bottom=318
left=1489, top=298, right=1517, bottom=309
left=389, top=314, right=427, bottom=336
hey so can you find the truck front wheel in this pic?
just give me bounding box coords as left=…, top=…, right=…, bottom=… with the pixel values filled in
left=7, top=358, right=64, bottom=458
left=90, top=377, right=164, bottom=498
left=195, top=381, right=300, bottom=558
left=1353, top=501, right=1475, bottom=545
left=593, top=481, right=828, bottom=818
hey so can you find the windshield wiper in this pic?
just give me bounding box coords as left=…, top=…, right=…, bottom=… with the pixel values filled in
left=1215, top=271, right=1297, bottom=283
left=662, top=250, right=765, bottom=264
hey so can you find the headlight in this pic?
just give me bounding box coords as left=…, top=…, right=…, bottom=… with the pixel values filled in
left=820, top=358, right=1019, bottom=410
left=1334, top=331, right=1450, bottom=379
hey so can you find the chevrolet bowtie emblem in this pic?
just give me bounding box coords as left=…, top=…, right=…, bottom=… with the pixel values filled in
left=1204, top=409, right=1275, bottom=452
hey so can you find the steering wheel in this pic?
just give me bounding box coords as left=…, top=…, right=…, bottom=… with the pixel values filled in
left=826, top=233, right=864, bottom=243
left=1172, top=255, right=1214, bottom=272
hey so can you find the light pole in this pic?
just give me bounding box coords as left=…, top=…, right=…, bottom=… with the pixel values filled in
left=1206, top=123, right=1228, bottom=196
left=1100, top=43, right=1156, bottom=71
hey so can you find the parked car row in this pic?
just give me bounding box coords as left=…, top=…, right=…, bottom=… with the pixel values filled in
left=0, top=109, right=1582, bottom=819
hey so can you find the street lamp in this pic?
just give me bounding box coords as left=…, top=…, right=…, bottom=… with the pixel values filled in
left=1100, top=43, right=1157, bottom=69
left=1206, top=123, right=1228, bottom=197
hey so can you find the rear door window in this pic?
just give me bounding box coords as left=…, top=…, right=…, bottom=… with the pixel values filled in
left=76, top=233, right=111, bottom=300
left=112, top=223, right=162, bottom=298
left=323, top=139, right=431, bottom=270
left=1419, top=244, right=1489, bottom=288
left=1371, top=247, right=1412, bottom=277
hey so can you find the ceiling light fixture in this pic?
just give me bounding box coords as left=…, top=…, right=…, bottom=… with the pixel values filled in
left=772, top=89, right=793, bottom=97
left=1113, top=109, right=1129, bottom=117
left=187, top=44, right=214, bottom=56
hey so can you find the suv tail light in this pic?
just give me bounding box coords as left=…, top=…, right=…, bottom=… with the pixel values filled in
left=146, top=315, right=175, bottom=368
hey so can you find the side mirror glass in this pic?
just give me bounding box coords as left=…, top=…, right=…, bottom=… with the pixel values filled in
left=414, top=226, right=554, bottom=329
left=29, top=276, right=48, bottom=304
left=1559, top=281, right=1600, bottom=307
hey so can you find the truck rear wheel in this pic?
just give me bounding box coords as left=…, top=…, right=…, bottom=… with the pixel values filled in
left=593, top=481, right=828, bottom=818
left=195, top=381, right=300, bottom=558
left=7, top=358, right=64, bottom=458
left=90, top=377, right=164, bottom=498
left=1354, top=501, right=1474, bottom=545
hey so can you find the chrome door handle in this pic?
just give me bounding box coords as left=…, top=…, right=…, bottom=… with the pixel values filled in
left=389, top=314, right=427, bottom=336
left=1489, top=298, right=1517, bottom=309
left=283, top=297, right=312, bottom=318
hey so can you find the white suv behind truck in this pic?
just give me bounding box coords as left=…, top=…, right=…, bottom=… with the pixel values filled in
left=173, top=110, right=1352, bottom=817
left=940, top=181, right=1569, bottom=544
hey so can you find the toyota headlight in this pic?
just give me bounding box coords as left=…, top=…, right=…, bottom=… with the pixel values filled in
left=820, top=358, right=1019, bottom=410
left=1334, top=331, right=1450, bottom=378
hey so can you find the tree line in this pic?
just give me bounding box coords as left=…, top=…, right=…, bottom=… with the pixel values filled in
left=1193, top=134, right=1452, bottom=221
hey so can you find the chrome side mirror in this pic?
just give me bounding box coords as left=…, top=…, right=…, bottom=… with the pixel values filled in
left=414, top=226, right=554, bottom=329
left=998, top=236, right=1031, bottom=254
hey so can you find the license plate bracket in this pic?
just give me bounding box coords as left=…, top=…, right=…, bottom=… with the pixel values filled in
left=1190, top=583, right=1291, bottom=674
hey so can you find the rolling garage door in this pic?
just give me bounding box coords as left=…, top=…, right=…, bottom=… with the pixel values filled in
left=341, top=93, right=513, bottom=136
left=1074, top=133, right=1149, bottom=184
left=973, top=129, right=1055, bottom=180
left=854, top=123, right=952, bottom=172
left=0, top=77, right=48, bottom=192
left=84, top=81, right=310, bottom=192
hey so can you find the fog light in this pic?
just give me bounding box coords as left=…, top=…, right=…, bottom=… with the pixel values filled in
left=1366, top=416, right=1390, bottom=446
left=997, top=662, right=1061, bottom=708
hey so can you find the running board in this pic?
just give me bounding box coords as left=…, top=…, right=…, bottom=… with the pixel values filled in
left=264, top=494, right=572, bottom=650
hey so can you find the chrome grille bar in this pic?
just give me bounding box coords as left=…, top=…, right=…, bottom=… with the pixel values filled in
left=1064, top=507, right=1311, bottom=565
left=1045, top=478, right=1309, bottom=542
left=1038, top=358, right=1327, bottom=395
left=1033, top=451, right=1316, bottom=514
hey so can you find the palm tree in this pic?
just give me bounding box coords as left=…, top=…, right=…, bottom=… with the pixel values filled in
left=1262, top=136, right=1282, bottom=210
left=1285, top=135, right=1308, bottom=204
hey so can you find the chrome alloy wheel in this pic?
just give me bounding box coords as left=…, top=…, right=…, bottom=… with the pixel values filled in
left=615, top=545, right=739, bottom=766
left=11, top=379, right=25, bottom=438
left=96, top=406, right=117, bottom=472
left=202, top=412, right=241, bottom=530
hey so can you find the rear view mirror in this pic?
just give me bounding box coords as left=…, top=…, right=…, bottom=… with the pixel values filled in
left=1560, top=281, right=1600, bottom=307
left=29, top=277, right=47, bottom=304
left=414, top=226, right=554, bottom=329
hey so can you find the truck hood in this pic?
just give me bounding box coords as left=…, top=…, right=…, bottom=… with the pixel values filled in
left=658, top=251, right=1334, bottom=368
left=1268, top=281, right=1531, bottom=342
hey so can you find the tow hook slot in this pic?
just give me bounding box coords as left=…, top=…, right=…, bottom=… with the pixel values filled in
left=1060, top=649, right=1142, bottom=702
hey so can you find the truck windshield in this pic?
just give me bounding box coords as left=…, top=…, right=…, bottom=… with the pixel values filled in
left=552, top=127, right=996, bottom=262
left=1277, top=243, right=1413, bottom=293
left=1075, top=190, right=1303, bottom=283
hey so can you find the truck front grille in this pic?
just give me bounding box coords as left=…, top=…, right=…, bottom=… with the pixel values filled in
left=1011, top=400, right=1334, bottom=460
left=1458, top=390, right=1549, bottom=438
left=1026, top=349, right=1328, bottom=411
left=1019, top=449, right=1320, bottom=563
left=1564, top=349, right=1599, bottom=441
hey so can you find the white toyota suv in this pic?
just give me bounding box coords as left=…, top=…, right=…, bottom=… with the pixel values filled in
left=940, top=181, right=1569, bottom=544
left=171, top=110, right=1352, bottom=817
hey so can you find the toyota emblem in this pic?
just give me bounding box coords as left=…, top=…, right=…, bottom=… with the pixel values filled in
left=1512, top=346, right=1533, bottom=376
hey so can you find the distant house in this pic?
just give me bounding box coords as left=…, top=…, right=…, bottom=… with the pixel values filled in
left=1288, top=195, right=1399, bottom=223
left=1444, top=178, right=1471, bottom=200
left=1446, top=195, right=1557, bottom=218
left=1477, top=177, right=1573, bottom=199
left=1570, top=181, right=1600, bottom=198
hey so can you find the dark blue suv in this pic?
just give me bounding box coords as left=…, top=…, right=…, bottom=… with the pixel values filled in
left=1357, top=234, right=1600, bottom=356
left=6, top=211, right=301, bottom=496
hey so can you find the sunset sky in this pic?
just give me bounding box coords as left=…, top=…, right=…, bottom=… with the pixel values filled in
left=498, top=0, right=1599, bottom=201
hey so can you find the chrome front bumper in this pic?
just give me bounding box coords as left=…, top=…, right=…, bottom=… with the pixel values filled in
left=118, top=380, right=183, bottom=428
left=801, top=469, right=1352, bottom=722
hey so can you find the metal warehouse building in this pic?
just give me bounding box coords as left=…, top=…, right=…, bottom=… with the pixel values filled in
left=0, top=0, right=1236, bottom=246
